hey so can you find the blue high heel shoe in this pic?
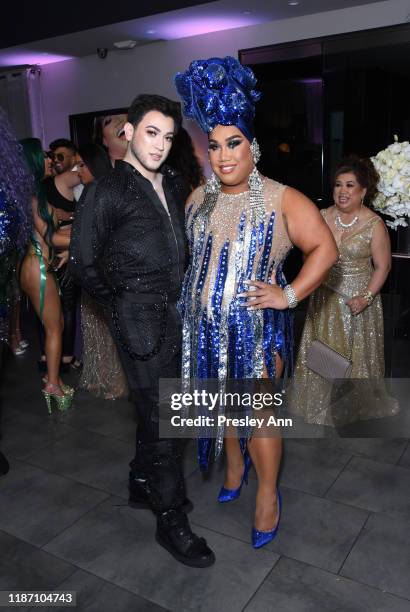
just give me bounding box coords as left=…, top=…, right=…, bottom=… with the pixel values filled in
left=252, top=488, right=282, bottom=549
left=217, top=453, right=252, bottom=503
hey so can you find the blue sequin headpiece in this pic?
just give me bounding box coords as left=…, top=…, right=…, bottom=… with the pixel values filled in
left=174, top=56, right=261, bottom=142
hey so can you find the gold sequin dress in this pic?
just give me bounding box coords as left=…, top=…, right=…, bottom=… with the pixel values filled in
left=79, top=291, right=128, bottom=400
left=290, top=210, right=399, bottom=426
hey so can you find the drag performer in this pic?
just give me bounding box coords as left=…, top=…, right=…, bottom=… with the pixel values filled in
left=70, top=94, right=214, bottom=567
left=175, top=57, right=338, bottom=548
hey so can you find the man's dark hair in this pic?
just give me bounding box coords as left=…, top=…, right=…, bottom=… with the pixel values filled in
left=49, top=138, right=77, bottom=153
left=127, top=94, right=182, bottom=133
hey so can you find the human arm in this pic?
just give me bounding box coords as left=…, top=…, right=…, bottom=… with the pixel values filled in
left=242, top=188, right=339, bottom=310
left=51, top=222, right=71, bottom=249
left=346, top=218, right=391, bottom=315
left=68, top=182, right=114, bottom=304
left=31, top=196, right=48, bottom=238
left=55, top=249, right=69, bottom=269
left=55, top=169, right=81, bottom=190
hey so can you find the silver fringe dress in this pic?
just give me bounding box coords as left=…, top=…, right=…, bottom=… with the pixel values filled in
left=178, top=176, right=293, bottom=468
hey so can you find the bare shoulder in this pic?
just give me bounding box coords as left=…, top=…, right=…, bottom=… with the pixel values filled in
left=369, top=211, right=388, bottom=239
left=359, top=208, right=385, bottom=234
left=361, top=205, right=381, bottom=222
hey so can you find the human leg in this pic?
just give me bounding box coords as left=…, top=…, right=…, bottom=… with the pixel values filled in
left=20, top=256, right=70, bottom=404
left=220, top=355, right=283, bottom=537
left=8, top=259, right=27, bottom=354
left=247, top=354, right=283, bottom=537
left=57, top=266, right=80, bottom=367
left=110, top=303, right=214, bottom=566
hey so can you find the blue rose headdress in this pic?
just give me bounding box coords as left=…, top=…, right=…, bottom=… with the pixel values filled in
left=174, top=56, right=261, bottom=142
left=175, top=57, right=264, bottom=225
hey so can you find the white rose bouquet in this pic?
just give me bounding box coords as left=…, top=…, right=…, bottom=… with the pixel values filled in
left=371, top=136, right=410, bottom=228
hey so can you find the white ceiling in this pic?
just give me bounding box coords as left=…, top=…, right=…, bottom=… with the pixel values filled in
left=0, top=0, right=386, bottom=68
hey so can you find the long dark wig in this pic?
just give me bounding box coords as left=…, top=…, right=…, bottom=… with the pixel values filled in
left=20, top=138, right=55, bottom=249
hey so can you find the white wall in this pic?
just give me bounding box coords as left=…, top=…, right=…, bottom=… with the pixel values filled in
left=40, top=0, right=409, bottom=146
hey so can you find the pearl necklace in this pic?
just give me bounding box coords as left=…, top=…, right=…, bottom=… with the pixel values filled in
left=335, top=214, right=359, bottom=232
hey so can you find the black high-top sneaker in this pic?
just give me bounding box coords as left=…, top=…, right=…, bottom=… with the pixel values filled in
left=128, top=472, right=193, bottom=512
left=156, top=508, right=215, bottom=567
left=129, top=439, right=193, bottom=512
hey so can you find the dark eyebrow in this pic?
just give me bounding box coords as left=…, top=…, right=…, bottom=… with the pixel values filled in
left=209, top=134, right=243, bottom=144
left=145, top=124, right=174, bottom=135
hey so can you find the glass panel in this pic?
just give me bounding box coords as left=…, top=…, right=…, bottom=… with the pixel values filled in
left=250, top=55, right=324, bottom=204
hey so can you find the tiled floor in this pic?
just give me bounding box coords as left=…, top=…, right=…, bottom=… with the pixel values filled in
left=1, top=341, right=410, bottom=611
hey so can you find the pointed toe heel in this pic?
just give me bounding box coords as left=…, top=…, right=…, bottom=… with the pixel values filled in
left=252, top=489, right=282, bottom=549
left=217, top=453, right=252, bottom=503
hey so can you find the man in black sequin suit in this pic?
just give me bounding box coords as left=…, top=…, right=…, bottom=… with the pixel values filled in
left=71, top=95, right=214, bottom=567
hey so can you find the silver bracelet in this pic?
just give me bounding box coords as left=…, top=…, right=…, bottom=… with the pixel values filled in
left=283, top=284, right=298, bottom=309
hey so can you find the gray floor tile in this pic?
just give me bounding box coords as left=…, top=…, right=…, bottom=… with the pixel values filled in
left=0, top=461, right=108, bottom=546
left=326, top=456, right=410, bottom=519
left=279, top=439, right=351, bottom=496
left=2, top=408, right=76, bottom=460
left=296, top=438, right=409, bottom=464
left=43, top=569, right=169, bottom=612
left=2, top=365, right=55, bottom=419
left=44, top=496, right=279, bottom=612
left=397, top=441, right=410, bottom=469
left=62, top=390, right=136, bottom=445
left=2, top=385, right=48, bottom=418
left=245, top=556, right=410, bottom=612
left=25, top=430, right=134, bottom=499
left=341, top=513, right=410, bottom=600
left=0, top=529, right=75, bottom=591
left=2, top=340, right=410, bottom=610
left=186, top=470, right=369, bottom=573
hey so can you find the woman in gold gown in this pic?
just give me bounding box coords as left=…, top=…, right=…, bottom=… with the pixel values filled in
left=74, top=144, right=128, bottom=399
left=291, top=156, right=399, bottom=425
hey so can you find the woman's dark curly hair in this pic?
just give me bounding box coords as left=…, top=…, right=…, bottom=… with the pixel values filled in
left=166, top=127, right=205, bottom=192
left=334, top=155, right=380, bottom=206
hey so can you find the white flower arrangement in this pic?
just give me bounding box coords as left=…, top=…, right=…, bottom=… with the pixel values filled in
left=371, top=136, right=410, bottom=228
